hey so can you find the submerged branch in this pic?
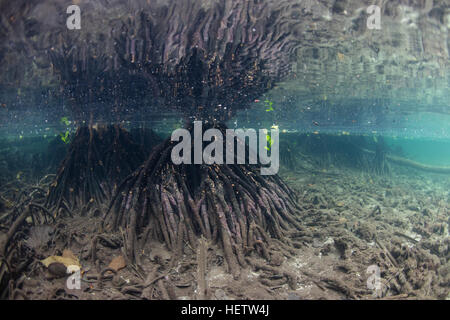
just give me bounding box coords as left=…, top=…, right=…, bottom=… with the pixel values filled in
left=361, top=149, right=450, bottom=175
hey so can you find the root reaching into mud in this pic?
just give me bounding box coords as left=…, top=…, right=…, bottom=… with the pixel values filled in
left=0, top=173, right=57, bottom=298
left=372, top=141, right=391, bottom=176
left=0, top=196, right=6, bottom=213
left=103, top=124, right=303, bottom=277
left=46, top=125, right=146, bottom=215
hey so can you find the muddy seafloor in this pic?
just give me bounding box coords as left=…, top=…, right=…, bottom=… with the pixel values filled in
left=1, top=151, right=449, bottom=301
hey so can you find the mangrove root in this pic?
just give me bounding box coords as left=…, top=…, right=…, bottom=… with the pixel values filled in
left=46, top=124, right=146, bottom=214
left=103, top=124, right=303, bottom=278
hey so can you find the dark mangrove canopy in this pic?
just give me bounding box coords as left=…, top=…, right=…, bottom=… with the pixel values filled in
left=0, top=0, right=448, bottom=124
left=0, top=0, right=302, bottom=122
left=113, top=0, right=302, bottom=121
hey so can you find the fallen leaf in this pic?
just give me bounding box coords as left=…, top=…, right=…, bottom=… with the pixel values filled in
left=108, top=255, right=126, bottom=272
left=62, top=249, right=77, bottom=261
left=41, top=250, right=81, bottom=268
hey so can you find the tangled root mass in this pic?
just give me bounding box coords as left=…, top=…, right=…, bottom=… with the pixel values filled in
left=103, top=124, right=303, bottom=277
left=46, top=125, right=146, bottom=214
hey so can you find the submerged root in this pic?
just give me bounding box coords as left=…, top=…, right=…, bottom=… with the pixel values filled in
left=372, top=143, right=391, bottom=176
left=103, top=125, right=303, bottom=278
left=46, top=125, right=146, bottom=215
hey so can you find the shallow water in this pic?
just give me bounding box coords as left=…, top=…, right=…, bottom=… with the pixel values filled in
left=0, top=0, right=449, bottom=301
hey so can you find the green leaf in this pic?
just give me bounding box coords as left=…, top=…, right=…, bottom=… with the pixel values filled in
left=60, top=130, right=70, bottom=144
left=60, top=117, right=70, bottom=126
left=264, top=99, right=274, bottom=112
left=266, top=134, right=274, bottom=146
left=265, top=133, right=274, bottom=151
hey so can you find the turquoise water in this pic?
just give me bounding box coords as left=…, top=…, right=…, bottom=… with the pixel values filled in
left=1, top=110, right=449, bottom=168
left=385, top=138, right=450, bottom=167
